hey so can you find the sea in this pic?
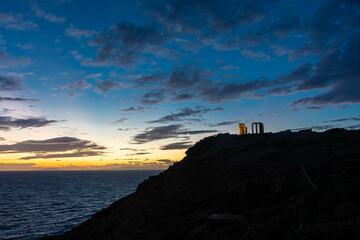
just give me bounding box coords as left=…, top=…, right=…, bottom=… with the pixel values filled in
left=0, top=170, right=161, bottom=240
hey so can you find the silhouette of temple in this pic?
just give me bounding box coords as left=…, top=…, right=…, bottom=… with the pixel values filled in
left=239, top=122, right=264, bottom=135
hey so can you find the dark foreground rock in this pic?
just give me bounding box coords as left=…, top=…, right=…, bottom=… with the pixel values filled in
left=43, top=129, right=360, bottom=240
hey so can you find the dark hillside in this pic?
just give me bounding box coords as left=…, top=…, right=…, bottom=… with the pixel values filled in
left=43, top=129, right=360, bottom=240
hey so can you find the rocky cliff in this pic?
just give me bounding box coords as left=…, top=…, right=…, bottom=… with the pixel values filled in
left=44, top=129, right=360, bottom=240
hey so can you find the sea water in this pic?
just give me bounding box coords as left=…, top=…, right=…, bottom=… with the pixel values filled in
left=0, top=170, right=160, bottom=240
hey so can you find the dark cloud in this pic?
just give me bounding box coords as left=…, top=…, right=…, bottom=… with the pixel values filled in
left=140, top=91, right=166, bottom=105
left=196, top=78, right=270, bottom=103
left=208, top=120, right=238, bottom=127
left=0, top=137, right=105, bottom=154
left=167, top=65, right=210, bottom=89
left=321, top=117, right=360, bottom=123
left=157, top=159, right=175, bottom=165
left=120, top=106, right=145, bottom=112
left=133, top=74, right=166, bottom=88
left=0, top=75, right=22, bottom=91
left=119, top=148, right=146, bottom=151
left=148, top=106, right=223, bottom=123
left=345, top=124, right=360, bottom=130
left=291, top=125, right=336, bottom=132
left=0, top=116, right=58, bottom=131
left=94, top=80, right=123, bottom=93
left=111, top=118, right=128, bottom=124
left=163, top=65, right=271, bottom=103
left=92, top=21, right=166, bottom=66
left=160, top=141, right=193, bottom=150
left=21, top=151, right=102, bottom=160
left=62, top=80, right=92, bottom=93
left=132, top=124, right=217, bottom=144
left=125, top=152, right=151, bottom=156
left=117, top=128, right=131, bottom=131
left=290, top=32, right=360, bottom=106
left=0, top=96, right=38, bottom=102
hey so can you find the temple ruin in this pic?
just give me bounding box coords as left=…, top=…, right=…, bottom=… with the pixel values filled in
left=239, top=122, right=264, bottom=135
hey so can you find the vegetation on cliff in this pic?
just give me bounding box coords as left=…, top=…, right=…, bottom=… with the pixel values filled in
left=44, top=129, right=360, bottom=240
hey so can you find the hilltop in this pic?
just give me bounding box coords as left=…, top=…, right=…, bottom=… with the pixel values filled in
left=44, top=129, right=360, bottom=240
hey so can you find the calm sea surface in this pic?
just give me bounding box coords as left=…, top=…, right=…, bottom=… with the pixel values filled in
left=0, top=170, right=161, bottom=240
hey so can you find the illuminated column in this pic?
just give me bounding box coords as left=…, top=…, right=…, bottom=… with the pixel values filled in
left=239, top=123, right=247, bottom=135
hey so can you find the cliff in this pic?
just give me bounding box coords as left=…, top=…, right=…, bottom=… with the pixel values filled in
left=44, top=129, right=360, bottom=240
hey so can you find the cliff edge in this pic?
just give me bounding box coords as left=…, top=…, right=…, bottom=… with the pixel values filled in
left=44, top=129, right=360, bottom=240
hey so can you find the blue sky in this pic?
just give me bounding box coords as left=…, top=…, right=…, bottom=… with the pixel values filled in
left=0, top=0, right=359, bottom=170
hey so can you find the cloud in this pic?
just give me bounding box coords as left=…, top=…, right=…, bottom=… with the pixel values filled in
left=30, top=3, right=66, bottom=23
left=0, top=96, right=38, bottom=102
left=117, top=128, right=131, bottom=131
left=345, top=124, right=360, bottom=130
left=0, top=75, right=23, bottom=91
left=140, top=91, right=166, bottom=105
left=65, top=24, right=96, bottom=40
left=111, top=118, right=128, bottom=124
left=321, top=117, right=360, bottom=123
left=290, top=32, right=360, bottom=106
left=148, top=106, right=223, bottom=123
left=157, top=159, right=175, bottom=165
left=208, top=120, right=239, bottom=127
left=164, top=65, right=271, bottom=103
left=0, top=51, right=31, bottom=69
left=125, top=152, right=151, bottom=156
left=61, top=80, right=92, bottom=95
left=160, top=141, right=193, bottom=150
left=120, top=106, right=145, bottom=112
left=69, top=50, right=83, bottom=60
left=291, top=125, right=336, bottom=131
left=119, top=148, right=146, bottom=151
left=132, top=124, right=217, bottom=144
left=91, top=21, right=166, bottom=66
left=241, top=49, right=270, bottom=61
left=21, top=151, right=102, bottom=160
left=0, top=137, right=105, bottom=160
left=0, top=116, right=58, bottom=131
left=145, top=0, right=267, bottom=35
left=94, top=80, right=123, bottom=93
left=0, top=12, right=38, bottom=30
left=133, top=74, right=166, bottom=88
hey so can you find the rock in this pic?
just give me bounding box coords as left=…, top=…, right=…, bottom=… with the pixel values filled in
left=42, top=129, right=360, bottom=240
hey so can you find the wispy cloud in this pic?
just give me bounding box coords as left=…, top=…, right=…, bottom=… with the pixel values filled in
left=0, top=96, right=38, bottom=102
left=30, top=3, right=66, bottom=23
left=0, top=75, right=23, bottom=91
left=65, top=24, right=96, bottom=40
left=160, top=141, right=193, bottom=150
left=0, top=51, right=31, bottom=69
left=132, top=124, right=217, bottom=144
left=94, top=80, right=124, bottom=93
left=0, top=12, right=38, bottom=30
left=208, top=120, right=239, bottom=127
left=148, top=106, right=223, bottom=123
left=0, top=137, right=105, bottom=160
left=0, top=116, right=58, bottom=131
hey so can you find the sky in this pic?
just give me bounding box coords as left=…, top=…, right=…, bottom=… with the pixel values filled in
left=0, top=0, right=359, bottom=171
